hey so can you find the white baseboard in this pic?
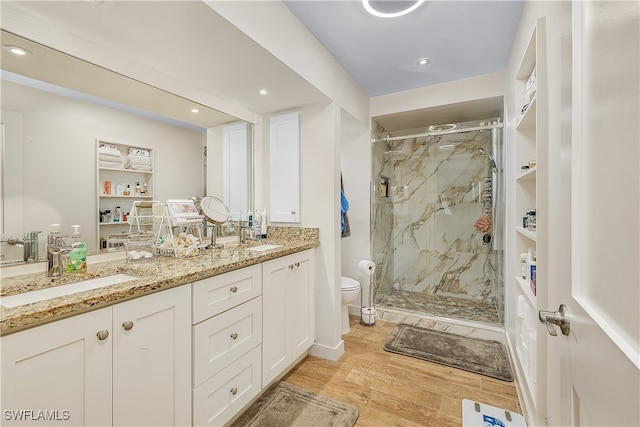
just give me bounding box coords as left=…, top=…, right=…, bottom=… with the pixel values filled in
left=309, top=339, right=344, bottom=362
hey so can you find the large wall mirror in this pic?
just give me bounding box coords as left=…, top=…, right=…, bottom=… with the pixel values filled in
left=0, top=30, right=254, bottom=265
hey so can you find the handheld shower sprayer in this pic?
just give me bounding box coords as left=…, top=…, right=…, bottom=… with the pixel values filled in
left=478, top=148, right=497, bottom=173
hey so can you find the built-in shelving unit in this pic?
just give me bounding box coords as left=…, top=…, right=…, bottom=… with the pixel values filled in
left=96, top=139, right=154, bottom=251
left=509, top=17, right=548, bottom=422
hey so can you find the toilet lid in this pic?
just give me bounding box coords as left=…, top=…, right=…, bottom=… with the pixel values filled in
left=341, top=277, right=360, bottom=290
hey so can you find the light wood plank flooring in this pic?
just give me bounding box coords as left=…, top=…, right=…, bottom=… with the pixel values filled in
left=283, top=317, right=521, bottom=427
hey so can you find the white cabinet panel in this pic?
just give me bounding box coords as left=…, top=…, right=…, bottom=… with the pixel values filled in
left=193, top=297, right=262, bottom=387
left=192, top=264, right=262, bottom=324
left=112, top=285, right=191, bottom=427
left=269, top=111, right=300, bottom=223
left=1, top=308, right=112, bottom=426
left=192, top=346, right=262, bottom=427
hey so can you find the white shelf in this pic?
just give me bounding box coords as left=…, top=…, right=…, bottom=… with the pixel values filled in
left=516, top=96, right=537, bottom=130
left=98, top=167, right=153, bottom=174
left=99, top=195, right=154, bottom=199
left=516, top=226, right=537, bottom=241
left=517, top=166, right=537, bottom=181
left=516, top=276, right=537, bottom=306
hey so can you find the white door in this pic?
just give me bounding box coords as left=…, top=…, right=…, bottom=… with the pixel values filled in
left=544, top=2, right=639, bottom=425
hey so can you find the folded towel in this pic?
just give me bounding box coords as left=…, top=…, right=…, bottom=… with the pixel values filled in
left=98, top=143, right=121, bottom=157
left=127, top=164, right=152, bottom=171
left=127, top=155, right=151, bottom=165
left=99, top=160, right=125, bottom=169
left=99, top=153, right=124, bottom=162
left=128, top=148, right=150, bottom=157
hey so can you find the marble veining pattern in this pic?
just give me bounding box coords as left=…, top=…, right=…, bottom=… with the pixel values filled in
left=0, top=226, right=319, bottom=335
left=372, top=122, right=501, bottom=323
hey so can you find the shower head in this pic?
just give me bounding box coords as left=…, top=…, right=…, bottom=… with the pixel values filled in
left=478, top=148, right=497, bottom=173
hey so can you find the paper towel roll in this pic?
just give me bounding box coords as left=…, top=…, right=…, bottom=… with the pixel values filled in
left=358, top=260, right=376, bottom=276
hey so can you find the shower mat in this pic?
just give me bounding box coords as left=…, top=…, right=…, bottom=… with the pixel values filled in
left=384, top=323, right=513, bottom=381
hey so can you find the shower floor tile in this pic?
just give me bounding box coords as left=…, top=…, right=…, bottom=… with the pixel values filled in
left=378, top=290, right=500, bottom=325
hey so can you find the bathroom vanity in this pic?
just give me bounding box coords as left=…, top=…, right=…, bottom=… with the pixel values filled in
left=0, top=228, right=319, bottom=426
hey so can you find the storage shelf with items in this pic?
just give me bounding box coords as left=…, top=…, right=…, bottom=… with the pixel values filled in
left=154, top=199, right=206, bottom=258
left=509, top=17, right=548, bottom=421
left=96, top=139, right=154, bottom=252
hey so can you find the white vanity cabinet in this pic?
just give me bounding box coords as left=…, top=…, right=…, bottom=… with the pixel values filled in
left=0, top=285, right=191, bottom=427
left=262, top=250, right=315, bottom=385
left=191, top=265, right=263, bottom=427
left=1, top=307, right=113, bottom=426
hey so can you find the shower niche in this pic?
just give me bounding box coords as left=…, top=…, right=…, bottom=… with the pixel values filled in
left=370, top=118, right=504, bottom=325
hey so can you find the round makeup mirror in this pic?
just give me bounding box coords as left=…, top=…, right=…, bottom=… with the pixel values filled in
left=192, top=196, right=229, bottom=249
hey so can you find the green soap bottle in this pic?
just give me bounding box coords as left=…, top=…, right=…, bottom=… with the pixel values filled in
left=67, top=225, right=88, bottom=273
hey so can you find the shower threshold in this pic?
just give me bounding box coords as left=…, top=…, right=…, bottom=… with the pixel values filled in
left=378, top=290, right=501, bottom=326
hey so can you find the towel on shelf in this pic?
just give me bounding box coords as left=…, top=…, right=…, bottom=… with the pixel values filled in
left=98, top=143, right=121, bottom=158
left=127, top=164, right=152, bottom=171
left=340, top=174, right=351, bottom=238
left=128, top=155, right=151, bottom=165
left=99, top=160, right=125, bottom=169
left=128, top=147, right=150, bottom=157
left=99, top=153, right=124, bottom=162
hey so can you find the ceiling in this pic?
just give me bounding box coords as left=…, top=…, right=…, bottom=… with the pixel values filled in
left=285, top=0, right=524, bottom=97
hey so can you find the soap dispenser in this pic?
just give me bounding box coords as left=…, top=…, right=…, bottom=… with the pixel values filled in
left=66, top=225, right=87, bottom=273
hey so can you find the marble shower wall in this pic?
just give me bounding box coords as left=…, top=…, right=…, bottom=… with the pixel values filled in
left=372, top=125, right=499, bottom=309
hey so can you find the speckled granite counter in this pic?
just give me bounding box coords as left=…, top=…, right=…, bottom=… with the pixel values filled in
left=0, top=227, right=319, bottom=336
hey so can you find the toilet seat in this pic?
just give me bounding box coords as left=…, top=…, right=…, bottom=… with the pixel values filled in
left=341, top=277, right=360, bottom=291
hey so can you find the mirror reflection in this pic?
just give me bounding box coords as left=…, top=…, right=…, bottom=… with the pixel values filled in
left=0, top=30, right=253, bottom=265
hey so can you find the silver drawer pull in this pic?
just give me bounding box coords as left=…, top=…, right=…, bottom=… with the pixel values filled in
left=230, top=333, right=238, bottom=340
left=295, top=262, right=300, bottom=267
left=230, top=387, right=238, bottom=395
left=97, top=330, right=109, bottom=341
left=289, top=264, right=294, bottom=269
left=230, top=286, right=238, bottom=293
left=122, top=321, right=134, bottom=331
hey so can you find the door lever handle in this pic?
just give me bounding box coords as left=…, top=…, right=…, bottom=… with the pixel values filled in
left=539, top=304, right=570, bottom=336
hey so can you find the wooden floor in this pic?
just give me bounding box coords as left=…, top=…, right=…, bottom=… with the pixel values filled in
left=283, top=317, right=522, bottom=427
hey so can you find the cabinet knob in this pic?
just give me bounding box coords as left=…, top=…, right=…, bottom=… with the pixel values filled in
left=230, top=286, right=238, bottom=293
left=289, top=264, right=294, bottom=269
left=230, top=387, right=238, bottom=396
left=295, top=262, right=300, bottom=267
left=230, top=332, right=238, bottom=340
left=96, top=330, right=109, bottom=341
left=291, top=211, right=296, bottom=215
left=122, top=321, right=134, bottom=331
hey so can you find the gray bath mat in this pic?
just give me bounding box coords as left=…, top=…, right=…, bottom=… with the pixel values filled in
left=232, top=382, right=359, bottom=427
left=384, top=323, right=514, bottom=381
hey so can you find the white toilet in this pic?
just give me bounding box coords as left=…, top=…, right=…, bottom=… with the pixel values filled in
left=341, top=277, right=361, bottom=334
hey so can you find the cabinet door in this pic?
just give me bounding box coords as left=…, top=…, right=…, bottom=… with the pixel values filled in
left=1, top=308, right=112, bottom=426
left=262, top=255, right=290, bottom=385
left=289, top=252, right=314, bottom=358
left=112, top=285, right=191, bottom=427
left=269, top=111, right=300, bottom=223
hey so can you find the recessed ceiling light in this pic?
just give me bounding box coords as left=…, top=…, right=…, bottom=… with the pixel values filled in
left=4, top=45, right=31, bottom=56
left=257, top=89, right=269, bottom=95
left=417, top=57, right=431, bottom=66
left=191, top=108, right=199, bottom=113
left=362, top=0, right=426, bottom=18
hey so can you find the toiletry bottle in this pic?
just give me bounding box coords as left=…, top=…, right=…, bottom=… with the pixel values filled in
left=114, top=206, right=122, bottom=222
left=142, top=182, right=148, bottom=195
left=105, top=180, right=112, bottom=195
left=66, top=225, right=87, bottom=273
left=254, top=210, right=261, bottom=240
left=116, top=183, right=123, bottom=196
left=248, top=211, right=253, bottom=228
left=260, top=208, right=267, bottom=239
left=135, top=182, right=141, bottom=196
left=124, top=184, right=131, bottom=196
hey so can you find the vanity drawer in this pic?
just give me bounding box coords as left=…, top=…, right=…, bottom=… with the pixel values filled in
left=193, top=297, right=262, bottom=387
left=192, top=345, right=262, bottom=427
left=192, top=264, right=262, bottom=324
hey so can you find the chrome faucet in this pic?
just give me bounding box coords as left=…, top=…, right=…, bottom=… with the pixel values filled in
left=47, top=235, right=72, bottom=277
left=3, top=231, right=42, bottom=262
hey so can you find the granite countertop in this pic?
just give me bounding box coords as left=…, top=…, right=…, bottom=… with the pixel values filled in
left=0, top=227, right=319, bottom=336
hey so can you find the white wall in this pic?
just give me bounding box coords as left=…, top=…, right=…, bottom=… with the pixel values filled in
left=371, top=71, right=505, bottom=117
left=503, top=2, right=573, bottom=425
left=339, top=109, right=373, bottom=306
left=1, top=80, right=204, bottom=252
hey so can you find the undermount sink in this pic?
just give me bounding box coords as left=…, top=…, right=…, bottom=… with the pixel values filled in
left=0, top=273, right=138, bottom=308
left=247, top=244, right=282, bottom=252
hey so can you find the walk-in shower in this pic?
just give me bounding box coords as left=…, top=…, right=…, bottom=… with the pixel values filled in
left=371, top=118, right=504, bottom=325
